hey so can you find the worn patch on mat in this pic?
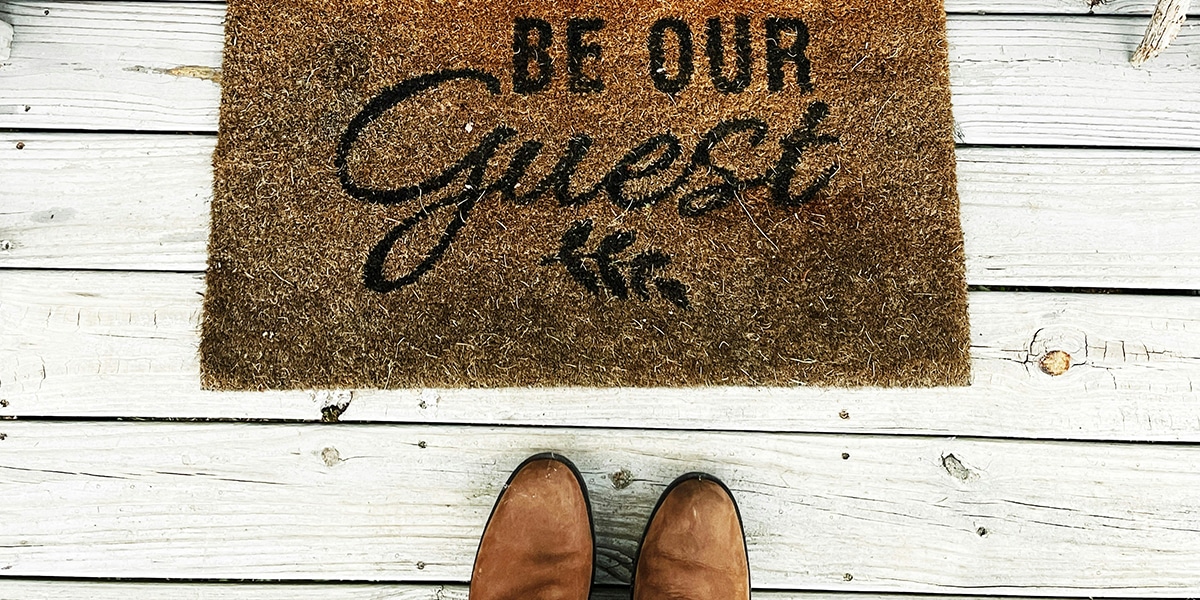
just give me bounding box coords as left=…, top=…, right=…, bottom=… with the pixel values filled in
left=201, top=0, right=971, bottom=389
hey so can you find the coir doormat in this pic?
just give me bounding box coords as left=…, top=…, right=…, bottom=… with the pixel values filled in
left=201, top=0, right=971, bottom=389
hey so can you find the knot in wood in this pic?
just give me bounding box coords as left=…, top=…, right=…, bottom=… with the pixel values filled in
left=1040, top=350, right=1071, bottom=376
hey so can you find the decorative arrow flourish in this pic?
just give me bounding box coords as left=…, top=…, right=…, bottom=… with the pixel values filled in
left=541, top=219, right=691, bottom=309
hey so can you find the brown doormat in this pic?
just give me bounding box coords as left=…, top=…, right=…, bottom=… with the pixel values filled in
left=201, top=0, right=971, bottom=390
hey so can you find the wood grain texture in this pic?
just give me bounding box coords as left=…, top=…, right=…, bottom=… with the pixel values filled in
left=0, top=583, right=468, bottom=600
left=951, top=0, right=1199, bottom=13
left=1, top=269, right=1197, bottom=439
left=46, top=0, right=1199, bottom=13
left=4, top=135, right=1198, bottom=288
left=1, top=3, right=1198, bottom=147
left=957, top=147, right=1200, bottom=288
left=0, top=582, right=1116, bottom=600
left=946, top=16, right=1199, bottom=147
left=2, top=421, right=1200, bottom=594
left=2, top=1, right=1197, bottom=598
left=1131, top=0, right=1192, bottom=65
left=0, top=134, right=211, bottom=270
left=0, top=1, right=223, bottom=131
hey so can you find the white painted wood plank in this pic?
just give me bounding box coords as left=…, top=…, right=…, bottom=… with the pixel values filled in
left=957, top=147, right=1200, bottom=288
left=946, top=16, right=1199, bottom=147
left=0, top=134, right=212, bottom=271
left=5, top=135, right=1198, bottom=287
left=0, top=582, right=1090, bottom=600
left=951, top=0, right=1199, bottom=13
left=1, top=270, right=1197, bottom=440
left=0, top=1, right=223, bottom=131
left=0, top=583, right=463, bottom=600
left=1, top=3, right=1198, bottom=147
left=2, top=421, right=1200, bottom=595
left=64, top=0, right=1198, bottom=14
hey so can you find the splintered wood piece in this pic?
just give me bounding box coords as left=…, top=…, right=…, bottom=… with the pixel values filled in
left=1131, top=0, right=1191, bottom=65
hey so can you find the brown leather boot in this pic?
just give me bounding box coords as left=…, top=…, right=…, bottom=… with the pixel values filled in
left=632, top=473, right=750, bottom=600
left=470, top=453, right=594, bottom=600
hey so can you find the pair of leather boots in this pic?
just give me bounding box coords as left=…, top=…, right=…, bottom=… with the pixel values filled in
left=470, top=453, right=749, bottom=600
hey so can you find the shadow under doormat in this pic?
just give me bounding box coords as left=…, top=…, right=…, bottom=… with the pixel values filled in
left=201, top=0, right=971, bottom=390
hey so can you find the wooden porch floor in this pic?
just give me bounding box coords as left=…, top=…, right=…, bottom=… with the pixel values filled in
left=1, top=0, right=1199, bottom=597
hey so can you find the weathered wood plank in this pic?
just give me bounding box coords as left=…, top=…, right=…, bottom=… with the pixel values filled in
left=945, top=16, right=1199, bottom=147
left=0, top=583, right=465, bottom=600
left=58, top=0, right=1200, bottom=14
left=1, top=3, right=1198, bottom=147
left=951, top=0, right=1199, bottom=13
left=1, top=270, right=1197, bottom=440
left=958, top=147, right=1200, bottom=288
left=1, top=421, right=1199, bottom=595
left=0, top=134, right=211, bottom=270
left=0, top=1, right=223, bottom=131
left=4, top=135, right=1198, bottom=288
left=0, top=582, right=1096, bottom=600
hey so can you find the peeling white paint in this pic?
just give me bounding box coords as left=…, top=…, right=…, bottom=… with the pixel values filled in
left=0, top=19, right=13, bottom=62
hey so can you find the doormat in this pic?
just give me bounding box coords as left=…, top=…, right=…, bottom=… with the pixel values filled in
left=201, top=0, right=971, bottom=390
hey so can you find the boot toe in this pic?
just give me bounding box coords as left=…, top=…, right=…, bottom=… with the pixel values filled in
left=470, top=456, right=594, bottom=600
left=633, top=475, right=749, bottom=600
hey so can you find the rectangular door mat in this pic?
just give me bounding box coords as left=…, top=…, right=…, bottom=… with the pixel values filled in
left=201, top=0, right=971, bottom=390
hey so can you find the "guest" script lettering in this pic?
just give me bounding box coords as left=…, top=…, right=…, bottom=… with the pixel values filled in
left=336, top=16, right=839, bottom=297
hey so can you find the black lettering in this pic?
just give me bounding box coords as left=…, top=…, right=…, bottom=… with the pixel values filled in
left=363, top=125, right=517, bottom=293
left=566, top=18, right=606, bottom=93
left=771, top=101, right=839, bottom=206
left=513, top=18, right=553, bottom=94
left=705, top=16, right=752, bottom=94
left=648, top=18, right=694, bottom=94
left=678, top=118, right=769, bottom=217
left=339, top=66, right=842, bottom=295
left=765, top=17, right=812, bottom=92
left=336, top=69, right=502, bottom=204
left=489, top=140, right=544, bottom=205
left=491, top=135, right=603, bottom=207
left=603, top=133, right=684, bottom=210
left=337, top=69, right=519, bottom=292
